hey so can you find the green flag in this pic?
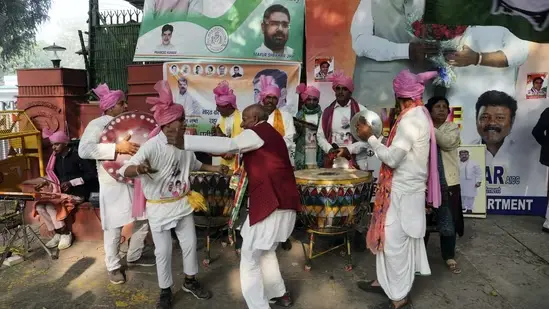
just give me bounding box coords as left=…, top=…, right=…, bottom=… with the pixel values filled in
left=424, top=0, right=549, bottom=43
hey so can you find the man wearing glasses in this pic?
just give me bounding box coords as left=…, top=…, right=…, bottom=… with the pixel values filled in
left=255, top=4, right=294, bottom=59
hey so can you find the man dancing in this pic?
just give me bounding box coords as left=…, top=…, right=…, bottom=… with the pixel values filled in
left=351, top=70, right=441, bottom=309
left=184, top=104, right=300, bottom=309
left=32, top=129, right=97, bottom=250
left=258, top=74, right=296, bottom=167
left=79, top=84, right=154, bottom=285
left=120, top=81, right=221, bottom=309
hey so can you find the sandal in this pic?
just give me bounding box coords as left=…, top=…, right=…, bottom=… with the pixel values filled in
left=373, top=299, right=413, bottom=309
left=446, top=259, right=462, bottom=274
left=357, top=280, right=386, bottom=295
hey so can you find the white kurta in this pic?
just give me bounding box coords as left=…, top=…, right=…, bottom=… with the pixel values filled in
left=304, top=113, right=320, bottom=168
left=267, top=110, right=296, bottom=166
left=184, top=127, right=296, bottom=309
left=317, top=101, right=370, bottom=169
left=118, top=131, right=202, bottom=232
left=364, top=106, right=432, bottom=301
left=215, top=110, right=242, bottom=137
left=459, top=160, right=482, bottom=198
left=175, top=91, right=202, bottom=116
left=78, top=115, right=136, bottom=230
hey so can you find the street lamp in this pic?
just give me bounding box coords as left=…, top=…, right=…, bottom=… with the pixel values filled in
left=43, top=43, right=67, bottom=68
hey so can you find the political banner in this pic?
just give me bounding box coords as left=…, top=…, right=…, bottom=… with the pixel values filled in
left=306, top=0, right=549, bottom=216
left=163, top=60, right=301, bottom=136
left=135, top=0, right=305, bottom=62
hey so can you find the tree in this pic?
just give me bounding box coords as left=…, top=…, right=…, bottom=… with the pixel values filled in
left=1, top=41, right=52, bottom=74
left=0, top=0, right=52, bottom=65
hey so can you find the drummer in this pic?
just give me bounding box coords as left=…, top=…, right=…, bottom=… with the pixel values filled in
left=294, top=83, right=323, bottom=170
left=211, top=80, right=242, bottom=171
left=183, top=104, right=300, bottom=309
left=258, top=74, right=296, bottom=167
left=119, top=81, right=223, bottom=308
left=32, top=129, right=97, bottom=250
left=316, top=71, right=369, bottom=169
left=78, top=83, right=154, bottom=285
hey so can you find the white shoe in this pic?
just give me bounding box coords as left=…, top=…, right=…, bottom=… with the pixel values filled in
left=58, top=233, right=73, bottom=250
left=45, top=234, right=61, bottom=248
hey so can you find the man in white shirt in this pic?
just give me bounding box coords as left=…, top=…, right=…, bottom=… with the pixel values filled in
left=175, top=76, right=202, bottom=116
left=183, top=104, right=300, bottom=309
left=317, top=71, right=369, bottom=169
left=351, top=70, right=440, bottom=309
left=459, top=150, right=482, bottom=213
left=119, top=81, right=222, bottom=309
left=155, top=24, right=177, bottom=52
left=255, top=4, right=294, bottom=59
left=350, top=0, right=437, bottom=111
left=257, top=74, right=296, bottom=167
left=294, top=83, right=323, bottom=170
left=79, top=84, right=153, bottom=285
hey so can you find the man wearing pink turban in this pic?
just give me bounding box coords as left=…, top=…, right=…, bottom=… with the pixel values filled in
left=211, top=80, right=243, bottom=171
left=257, top=74, right=296, bottom=167
left=32, top=129, right=97, bottom=251
left=294, top=83, right=324, bottom=170
left=79, top=83, right=154, bottom=285
left=317, top=71, right=370, bottom=169
left=119, top=80, right=227, bottom=309
left=351, top=70, right=441, bottom=309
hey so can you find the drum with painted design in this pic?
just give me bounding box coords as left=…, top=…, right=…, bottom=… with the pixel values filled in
left=99, top=111, right=158, bottom=185
left=294, top=168, right=373, bottom=231
left=189, top=171, right=235, bottom=224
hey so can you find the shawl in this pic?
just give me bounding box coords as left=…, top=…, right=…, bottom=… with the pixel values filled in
left=294, top=105, right=323, bottom=170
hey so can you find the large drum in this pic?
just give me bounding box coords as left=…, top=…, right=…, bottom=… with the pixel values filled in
left=294, top=168, right=373, bottom=231
left=189, top=171, right=235, bottom=226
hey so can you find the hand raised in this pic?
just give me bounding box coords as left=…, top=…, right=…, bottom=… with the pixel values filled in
left=116, top=134, right=140, bottom=155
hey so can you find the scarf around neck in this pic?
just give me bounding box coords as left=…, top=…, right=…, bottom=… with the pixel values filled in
left=366, top=101, right=441, bottom=254
left=295, top=105, right=323, bottom=170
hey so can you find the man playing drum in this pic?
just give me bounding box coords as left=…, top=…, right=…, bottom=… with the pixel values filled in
left=348, top=70, right=442, bottom=309
left=183, top=104, right=300, bottom=309
left=119, top=81, right=224, bottom=309
left=79, top=84, right=154, bottom=285
left=211, top=80, right=242, bottom=171
left=31, top=129, right=97, bottom=250
left=316, top=71, right=369, bottom=169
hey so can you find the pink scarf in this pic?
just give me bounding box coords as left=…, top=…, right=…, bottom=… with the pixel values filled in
left=259, top=75, right=281, bottom=102
left=213, top=81, right=237, bottom=109
left=132, top=80, right=184, bottom=217
left=327, top=70, right=355, bottom=92
left=296, top=83, right=320, bottom=101
left=42, top=128, right=70, bottom=194
left=92, top=83, right=126, bottom=113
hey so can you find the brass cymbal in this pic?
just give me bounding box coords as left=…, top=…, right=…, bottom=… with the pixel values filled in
left=350, top=109, right=383, bottom=141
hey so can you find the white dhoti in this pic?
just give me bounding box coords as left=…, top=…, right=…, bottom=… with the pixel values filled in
left=149, top=208, right=198, bottom=289
left=240, top=209, right=296, bottom=309
left=103, top=220, right=149, bottom=271
left=376, top=191, right=431, bottom=301
left=544, top=201, right=549, bottom=229
left=461, top=196, right=476, bottom=211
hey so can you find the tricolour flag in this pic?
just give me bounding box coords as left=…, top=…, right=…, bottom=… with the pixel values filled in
left=424, top=0, right=549, bottom=43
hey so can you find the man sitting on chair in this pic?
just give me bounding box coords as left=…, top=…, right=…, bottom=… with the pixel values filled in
left=33, top=129, right=98, bottom=250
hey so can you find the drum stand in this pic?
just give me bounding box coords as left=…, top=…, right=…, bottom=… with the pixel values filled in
left=0, top=199, right=58, bottom=267
left=300, top=227, right=354, bottom=271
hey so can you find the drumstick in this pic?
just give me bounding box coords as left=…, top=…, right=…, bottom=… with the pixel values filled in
left=39, top=177, right=61, bottom=188
left=293, top=117, right=318, bottom=130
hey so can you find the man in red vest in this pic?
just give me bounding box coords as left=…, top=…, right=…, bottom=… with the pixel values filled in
left=182, top=104, right=300, bottom=308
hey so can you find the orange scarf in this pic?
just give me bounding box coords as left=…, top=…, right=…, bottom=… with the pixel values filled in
left=366, top=100, right=422, bottom=254
left=273, top=109, right=285, bottom=136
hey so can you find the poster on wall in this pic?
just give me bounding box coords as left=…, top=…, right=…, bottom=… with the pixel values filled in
left=306, top=0, right=549, bottom=216
left=459, top=145, right=487, bottom=219
left=134, top=0, right=304, bottom=62
left=162, top=60, right=300, bottom=136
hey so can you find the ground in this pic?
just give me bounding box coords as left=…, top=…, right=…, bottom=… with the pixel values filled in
left=1, top=215, right=548, bottom=309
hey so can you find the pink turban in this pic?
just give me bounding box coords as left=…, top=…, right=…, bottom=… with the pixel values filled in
left=296, top=83, right=320, bottom=101
left=42, top=128, right=69, bottom=144
left=259, top=75, right=281, bottom=102
left=213, top=81, right=237, bottom=109
left=92, top=83, right=126, bottom=112
left=393, top=70, right=438, bottom=100
left=327, top=70, right=354, bottom=93
left=147, top=80, right=184, bottom=135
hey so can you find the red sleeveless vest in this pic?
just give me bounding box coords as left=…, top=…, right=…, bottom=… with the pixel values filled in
left=243, top=122, right=301, bottom=225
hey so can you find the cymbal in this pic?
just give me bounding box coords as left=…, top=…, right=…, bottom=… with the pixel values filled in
left=350, top=109, right=383, bottom=141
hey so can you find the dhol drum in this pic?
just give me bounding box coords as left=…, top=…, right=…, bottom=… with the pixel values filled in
left=294, top=168, right=374, bottom=271
left=189, top=171, right=236, bottom=267
left=100, top=111, right=158, bottom=185
left=295, top=168, right=373, bottom=231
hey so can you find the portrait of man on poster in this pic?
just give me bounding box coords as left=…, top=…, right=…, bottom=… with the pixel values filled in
left=255, top=4, right=294, bottom=59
